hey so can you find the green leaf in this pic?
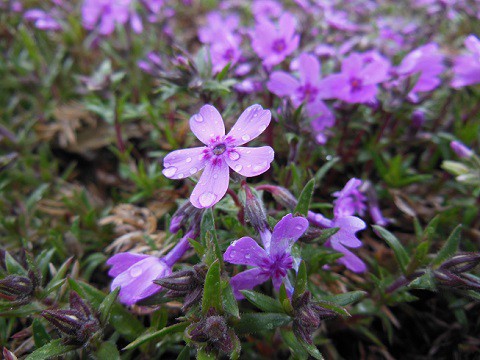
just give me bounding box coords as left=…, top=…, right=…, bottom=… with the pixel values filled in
left=311, top=227, right=339, bottom=244
left=41, top=257, right=73, bottom=297
left=293, top=261, right=307, bottom=300
left=4, top=252, right=27, bottom=276
left=222, top=280, right=240, bottom=318
left=189, top=238, right=206, bottom=258
left=201, top=209, right=215, bottom=246
left=301, top=341, right=324, bottom=360
left=279, top=283, right=293, bottom=314
left=373, top=225, right=410, bottom=274
left=123, top=322, right=189, bottom=350
left=322, top=291, right=367, bottom=306
left=433, top=225, right=462, bottom=267
left=294, top=179, right=315, bottom=216
left=241, top=290, right=284, bottom=313
left=202, top=260, right=222, bottom=315
left=235, top=313, right=291, bottom=335
left=315, top=301, right=350, bottom=317
left=280, top=329, right=309, bottom=360
left=196, top=349, right=216, bottom=360
left=98, top=287, right=120, bottom=324
left=96, top=342, right=120, bottom=360
left=314, top=157, right=340, bottom=185
left=32, top=319, right=51, bottom=348
left=176, top=345, right=192, bottom=360
left=68, top=279, right=144, bottom=340
left=25, top=339, right=76, bottom=360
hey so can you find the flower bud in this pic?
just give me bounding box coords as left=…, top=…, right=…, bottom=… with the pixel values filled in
left=292, top=291, right=337, bottom=344
left=450, top=141, right=473, bottom=159
left=243, top=184, right=269, bottom=235
left=0, top=275, right=33, bottom=301
left=154, top=264, right=207, bottom=311
left=42, top=291, right=101, bottom=346
left=439, top=253, right=480, bottom=274
left=2, top=348, right=17, bottom=360
left=256, top=185, right=298, bottom=209
left=169, top=201, right=203, bottom=233
left=189, top=308, right=238, bottom=355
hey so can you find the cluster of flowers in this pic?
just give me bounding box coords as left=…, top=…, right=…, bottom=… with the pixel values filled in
left=109, top=104, right=386, bottom=305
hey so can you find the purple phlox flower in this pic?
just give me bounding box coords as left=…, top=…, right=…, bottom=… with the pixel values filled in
left=82, top=0, right=145, bottom=35
left=325, top=216, right=367, bottom=273
left=198, top=11, right=240, bottom=44
left=142, top=0, right=163, bottom=14
left=251, top=12, right=300, bottom=68
left=209, top=32, right=243, bottom=74
left=314, top=44, right=336, bottom=58
left=322, top=51, right=391, bottom=104
left=24, top=9, right=62, bottom=31
left=451, top=35, right=480, bottom=88
left=450, top=140, right=474, bottom=158
left=107, top=231, right=193, bottom=305
left=395, top=43, right=445, bottom=102
left=252, top=0, right=283, bottom=20
left=138, top=51, right=163, bottom=74
left=324, top=9, right=359, bottom=32
left=332, top=178, right=366, bottom=218
left=162, top=104, right=274, bottom=208
left=224, top=214, right=309, bottom=299
left=267, top=53, right=335, bottom=144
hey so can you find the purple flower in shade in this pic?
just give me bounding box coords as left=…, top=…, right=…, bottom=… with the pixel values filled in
left=332, top=178, right=366, bottom=218
left=224, top=214, right=309, bottom=299
left=395, top=43, right=445, bottom=102
left=162, top=105, right=274, bottom=209
left=324, top=9, right=359, bottom=32
left=107, top=231, right=193, bottom=305
left=251, top=12, right=300, bottom=68
left=252, top=0, right=283, bottom=19
left=322, top=51, right=391, bottom=104
left=210, top=33, right=243, bottom=74
left=451, top=35, right=480, bottom=88
left=24, top=9, right=62, bottom=31
left=450, top=140, right=474, bottom=159
left=81, top=0, right=144, bottom=35
left=138, top=52, right=162, bottom=74
left=198, top=11, right=240, bottom=44
left=267, top=53, right=335, bottom=144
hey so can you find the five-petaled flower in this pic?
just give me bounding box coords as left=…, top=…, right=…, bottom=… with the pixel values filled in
left=223, top=214, right=309, bottom=299
left=162, top=104, right=274, bottom=208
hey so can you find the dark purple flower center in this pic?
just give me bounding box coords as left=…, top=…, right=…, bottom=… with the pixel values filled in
left=213, top=143, right=227, bottom=155
left=272, top=39, right=287, bottom=53
left=350, top=77, right=363, bottom=92
left=223, top=48, right=235, bottom=61
left=264, top=253, right=293, bottom=279
left=298, top=83, right=319, bottom=103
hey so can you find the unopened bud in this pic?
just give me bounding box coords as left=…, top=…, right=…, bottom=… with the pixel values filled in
left=441, top=160, right=470, bottom=176
left=154, top=264, right=207, bottom=311
left=256, top=185, right=298, bottom=209
left=450, top=141, right=473, bottom=159
left=439, top=253, right=480, bottom=274
left=42, top=291, right=100, bottom=345
left=292, top=291, right=337, bottom=344
left=0, top=275, right=33, bottom=301
left=243, top=184, right=269, bottom=235
left=169, top=201, right=203, bottom=233
left=2, top=348, right=18, bottom=360
left=411, top=109, right=426, bottom=129
left=189, top=308, right=238, bottom=355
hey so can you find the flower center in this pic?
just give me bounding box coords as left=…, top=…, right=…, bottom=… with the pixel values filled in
left=213, top=143, right=227, bottom=155
left=298, top=83, right=319, bottom=103
left=350, top=77, right=363, bottom=92
left=272, top=39, right=287, bottom=53
left=223, top=48, right=235, bottom=61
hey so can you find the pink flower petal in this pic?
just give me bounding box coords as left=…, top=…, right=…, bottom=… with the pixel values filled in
left=298, top=53, right=320, bottom=86
left=107, top=253, right=149, bottom=277
left=162, top=147, right=207, bottom=179
left=267, top=71, right=299, bottom=97
left=225, top=146, right=274, bottom=177
left=332, top=243, right=367, bottom=273
left=330, top=216, right=366, bottom=248
left=189, top=158, right=229, bottom=208
left=189, top=105, right=225, bottom=145
left=270, top=214, right=308, bottom=257
left=230, top=268, right=270, bottom=299
left=226, top=104, right=271, bottom=146
left=224, top=236, right=269, bottom=266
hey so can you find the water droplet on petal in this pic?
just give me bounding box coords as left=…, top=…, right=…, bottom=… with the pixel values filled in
left=259, top=124, right=267, bottom=132
left=241, top=134, right=251, bottom=142
left=295, top=225, right=305, bottom=230
left=177, top=173, right=184, bottom=178
left=189, top=167, right=198, bottom=174
left=163, top=167, right=177, bottom=178
left=213, top=174, right=218, bottom=179
left=130, top=266, right=142, bottom=277
left=193, top=114, right=204, bottom=122
left=186, top=157, right=192, bottom=163
left=253, top=162, right=266, bottom=172
left=199, top=192, right=217, bottom=207
left=245, top=254, right=251, bottom=259
left=229, top=151, right=240, bottom=161
left=234, top=164, right=243, bottom=172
